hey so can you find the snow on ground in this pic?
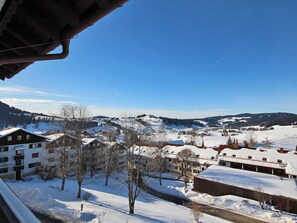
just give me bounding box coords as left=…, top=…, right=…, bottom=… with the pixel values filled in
left=148, top=173, right=297, bottom=223
left=19, top=122, right=61, bottom=133
left=165, top=125, right=297, bottom=150
left=5, top=174, right=229, bottom=223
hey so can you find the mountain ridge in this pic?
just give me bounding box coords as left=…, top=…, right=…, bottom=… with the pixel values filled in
left=1, top=101, right=297, bottom=129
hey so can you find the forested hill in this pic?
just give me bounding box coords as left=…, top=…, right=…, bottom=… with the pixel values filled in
left=0, top=101, right=52, bottom=128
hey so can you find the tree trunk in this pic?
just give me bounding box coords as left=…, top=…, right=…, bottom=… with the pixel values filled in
left=105, top=174, right=109, bottom=186
left=61, top=175, right=66, bottom=190
left=129, top=200, right=135, bottom=214
left=77, top=181, right=82, bottom=198
left=159, top=172, right=162, bottom=186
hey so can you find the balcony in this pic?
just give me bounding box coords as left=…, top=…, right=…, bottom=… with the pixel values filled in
left=14, top=165, right=24, bottom=171
left=14, top=155, right=24, bottom=160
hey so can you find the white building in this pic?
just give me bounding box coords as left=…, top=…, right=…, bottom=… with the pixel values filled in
left=0, top=128, right=47, bottom=180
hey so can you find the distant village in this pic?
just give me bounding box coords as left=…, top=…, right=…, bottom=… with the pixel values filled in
left=1, top=126, right=297, bottom=180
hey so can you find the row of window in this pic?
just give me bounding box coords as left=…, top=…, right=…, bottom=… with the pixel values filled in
left=221, top=153, right=283, bottom=163
left=0, top=152, right=39, bottom=162
left=7, top=135, right=31, bottom=142
left=0, top=162, right=41, bottom=173
left=29, top=143, right=42, bottom=149
left=0, top=157, right=8, bottom=162
left=0, top=146, right=9, bottom=152
left=0, top=143, right=42, bottom=153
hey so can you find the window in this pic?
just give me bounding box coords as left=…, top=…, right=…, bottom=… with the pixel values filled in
left=26, top=135, right=31, bottom=140
left=17, top=135, right=22, bottom=141
left=248, top=156, right=252, bottom=159
left=48, top=148, right=54, bottom=154
left=232, top=154, right=236, bottom=157
left=28, top=162, right=40, bottom=168
left=48, top=157, right=54, bottom=162
left=16, top=150, right=23, bottom=155
left=277, top=159, right=282, bottom=163
left=196, top=155, right=200, bottom=158
left=0, top=147, right=8, bottom=152
left=32, top=153, right=39, bottom=158
left=262, top=157, right=267, bottom=161
left=7, top=136, right=12, bottom=141
left=29, top=143, right=42, bottom=149
left=222, top=153, right=226, bottom=156
left=0, top=168, right=8, bottom=173
left=15, top=159, right=22, bottom=166
left=211, top=156, right=215, bottom=160
left=0, top=157, right=8, bottom=163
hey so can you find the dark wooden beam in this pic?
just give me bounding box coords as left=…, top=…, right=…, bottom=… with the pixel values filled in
left=16, top=6, right=60, bottom=41
left=45, top=0, right=80, bottom=28
left=0, top=37, right=32, bottom=56
left=5, top=27, right=44, bottom=53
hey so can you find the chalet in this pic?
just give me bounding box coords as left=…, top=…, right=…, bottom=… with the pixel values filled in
left=162, top=145, right=218, bottom=176
left=131, top=145, right=161, bottom=172
left=82, top=138, right=106, bottom=175
left=43, top=133, right=79, bottom=176
left=0, top=128, right=47, bottom=180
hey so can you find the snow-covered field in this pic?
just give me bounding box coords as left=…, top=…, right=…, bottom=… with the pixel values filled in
left=166, top=125, right=297, bottom=150
left=5, top=174, right=229, bottom=223
left=148, top=173, right=297, bottom=223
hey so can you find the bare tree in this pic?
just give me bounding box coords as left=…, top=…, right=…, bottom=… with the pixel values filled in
left=153, top=149, right=167, bottom=186
left=254, top=186, right=266, bottom=209
left=123, top=126, right=150, bottom=214
left=263, top=137, right=272, bottom=149
left=177, top=148, right=194, bottom=177
left=246, top=131, right=257, bottom=148
left=58, top=104, right=73, bottom=191
left=187, top=131, right=198, bottom=146
left=104, top=142, right=120, bottom=186
left=192, top=205, right=203, bottom=223
left=66, top=104, right=89, bottom=198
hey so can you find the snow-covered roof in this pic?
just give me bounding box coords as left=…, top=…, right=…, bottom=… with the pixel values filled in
left=46, top=133, right=64, bottom=142
left=219, top=148, right=297, bottom=175
left=82, top=137, right=105, bottom=146
left=162, top=145, right=218, bottom=164
left=198, top=165, right=297, bottom=199
left=132, top=145, right=160, bottom=159
left=0, top=127, right=47, bottom=139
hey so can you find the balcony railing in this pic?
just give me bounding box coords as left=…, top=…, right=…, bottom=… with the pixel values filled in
left=14, top=165, right=24, bottom=171
left=14, top=155, right=25, bottom=160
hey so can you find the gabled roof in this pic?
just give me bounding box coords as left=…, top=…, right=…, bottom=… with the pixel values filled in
left=45, top=132, right=76, bottom=142
left=82, top=137, right=105, bottom=147
left=0, top=127, right=47, bottom=139
left=0, top=0, right=128, bottom=80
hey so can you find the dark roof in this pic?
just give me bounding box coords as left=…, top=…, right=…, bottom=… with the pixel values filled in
left=0, top=0, right=127, bottom=80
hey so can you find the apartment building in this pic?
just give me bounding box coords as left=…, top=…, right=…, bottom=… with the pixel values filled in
left=0, top=128, right=47, bottom=180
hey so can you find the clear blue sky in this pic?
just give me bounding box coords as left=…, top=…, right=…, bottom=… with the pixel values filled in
left=1, top=0, right=297, bottom=118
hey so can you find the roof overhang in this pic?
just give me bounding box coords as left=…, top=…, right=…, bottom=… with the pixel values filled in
left=0, top=0, right=128, bottom=80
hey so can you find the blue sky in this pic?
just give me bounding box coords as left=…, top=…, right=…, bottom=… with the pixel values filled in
left=1, top=0, right=297, bottom=118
